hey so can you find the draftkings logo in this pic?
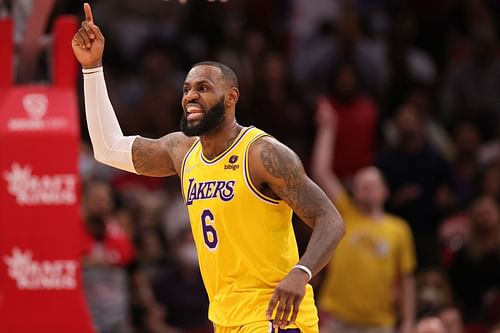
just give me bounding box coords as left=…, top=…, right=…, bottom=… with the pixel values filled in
left=3, top=163, right=77, bottom=205
left=3, top=247, right=78, bottom=290
left=7, top=93, right=67, bottom=131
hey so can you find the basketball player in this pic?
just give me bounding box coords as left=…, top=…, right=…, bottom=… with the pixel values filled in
left=72, top=4, right=345, bottom=333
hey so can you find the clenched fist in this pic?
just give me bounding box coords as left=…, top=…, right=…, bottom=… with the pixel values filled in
left=71, top=3, right=104, bottom=69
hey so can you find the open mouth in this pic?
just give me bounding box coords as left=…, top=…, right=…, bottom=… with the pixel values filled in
left=186, top=104, right=204, bottom=121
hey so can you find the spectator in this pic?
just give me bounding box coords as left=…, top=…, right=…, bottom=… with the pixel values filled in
left=448, top=196, right=500, bottom=327
left=382, top=100, right=454, bottom=160
left=438, top=213, right=470, bottom=268
left=384, top=13, right=437, bottom=118
left=129, top=267, right=179, bottom=333
left=477, top=161, right=500, bottom=202
left=438, top=305, right=465, bottom=333
left=293, top=2, right=387, bottom=97
left=376, top=104, right=455, bottom=266
left=248, top=51, right=312, bottom=159
left=406, top=86, right=454, bottom=159
left=416, top=267, right=454, bottom=317
left=312, top=99, right=416, bottom=333
left=153, top=226, right=211, bottom=333
left=441, top=21, right=500, bottom=140
left=450, top=119, right=482, bottom=207
left=82, top=180, right=135, bottom=333
left=318, top=60, right=378, bottom=181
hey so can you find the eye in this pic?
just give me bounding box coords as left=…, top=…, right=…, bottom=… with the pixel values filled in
left=183, top=87, right=189, bottom=94
left=199, top=85, right=208, bottom=92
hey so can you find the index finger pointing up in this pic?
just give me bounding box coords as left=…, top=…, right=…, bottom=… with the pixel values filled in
left=84, top=3, right=93, bottom=23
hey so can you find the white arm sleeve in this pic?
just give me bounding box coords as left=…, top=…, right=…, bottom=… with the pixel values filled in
left=83, top=67, right=138, bottom=174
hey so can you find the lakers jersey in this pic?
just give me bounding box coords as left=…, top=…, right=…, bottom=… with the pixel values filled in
left=181, top=126, right=318, bottom=327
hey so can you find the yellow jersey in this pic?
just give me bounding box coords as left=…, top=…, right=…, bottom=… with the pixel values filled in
left=181, top=126, right=318, bottom=328
left=319, top=190, right=416, bottom=328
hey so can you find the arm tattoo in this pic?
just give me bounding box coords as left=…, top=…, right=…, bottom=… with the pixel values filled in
left=132, top=139, right=161, bottom=175
left=167, top=134, right=186, bottom=174
left=132, top=135, right=183, bottom=176
left=259, top=140, right=327, bottom=220
left=257, top=139, right=345, bottom=274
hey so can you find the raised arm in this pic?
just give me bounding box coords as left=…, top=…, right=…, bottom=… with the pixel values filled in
left=72, top=3, right=194, bottom=177
left=248, top=136, right=345, bottom=329
left=310, top=97, right=343, bottom=201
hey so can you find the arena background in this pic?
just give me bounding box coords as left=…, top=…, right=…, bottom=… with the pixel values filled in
left=0, top=0, right=499, bottom=332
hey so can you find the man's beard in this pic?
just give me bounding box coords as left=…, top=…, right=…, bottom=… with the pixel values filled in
left=180, top=100, right=226, bottom=137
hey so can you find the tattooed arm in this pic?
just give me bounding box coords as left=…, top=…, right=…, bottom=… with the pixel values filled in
left=249, top=136, right=345, bottom=274
left=248, top=136, right=345, bottom=329
left=132, top=133, right=196, bottom=177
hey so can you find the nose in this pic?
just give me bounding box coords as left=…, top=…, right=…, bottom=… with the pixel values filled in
left=183, top=88, right=200, bottom=103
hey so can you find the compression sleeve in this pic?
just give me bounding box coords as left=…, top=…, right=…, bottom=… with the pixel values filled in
left=83, top=67, right=138, bottom=174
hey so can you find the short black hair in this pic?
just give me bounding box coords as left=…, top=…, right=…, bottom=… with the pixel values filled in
left=191, top=61, right=239, bottom=89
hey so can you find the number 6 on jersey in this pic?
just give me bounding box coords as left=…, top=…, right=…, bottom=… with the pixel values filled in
left=201, top=209, right=218, bottom=249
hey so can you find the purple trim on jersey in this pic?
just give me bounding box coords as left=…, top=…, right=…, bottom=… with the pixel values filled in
left=200, top=126, right=254, bottom=165
left=180, top=139, right=200, bottom=200
left=279, top=328, right=300, bottom=333
left=269, top=321, right=301, bottom=333
left=278, top=328, right=300, bottom=333
left=243, top=136, right=279, bottom=205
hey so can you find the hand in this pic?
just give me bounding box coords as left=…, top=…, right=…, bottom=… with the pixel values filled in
left=72, top=3, right=104, bottom=69
left=266, top=269, right=309, bottom=329
left=315, top=96, right=338, bottom=129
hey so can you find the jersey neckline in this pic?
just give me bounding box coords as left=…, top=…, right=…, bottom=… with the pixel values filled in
left=200, top=126, right=254, bottom=165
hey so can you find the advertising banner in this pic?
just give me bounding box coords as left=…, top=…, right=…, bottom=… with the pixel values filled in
left=0, top=17, right=94, bottom=333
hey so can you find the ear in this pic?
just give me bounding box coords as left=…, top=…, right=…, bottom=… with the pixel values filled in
left=226, top=87, right=239, bottom=106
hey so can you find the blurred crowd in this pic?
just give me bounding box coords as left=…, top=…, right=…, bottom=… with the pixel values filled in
left=4, top=0, right=500, bottom=332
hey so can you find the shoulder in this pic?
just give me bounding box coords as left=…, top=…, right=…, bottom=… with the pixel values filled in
left=248, top=135, right=302, bottom=166
left=248, top=135, right=304, bottom=179
left=136, top=132, right=197, bottom=159
left=385, top=214, right=413, bottom=233
left=159, top=131, right=197, bottom=153
left=162, top=132, right=198, bottom=169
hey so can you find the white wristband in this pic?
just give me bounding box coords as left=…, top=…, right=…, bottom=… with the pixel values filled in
left=82, top=66, right=103, bottom=74
left=292, top=264, right=312, bottom=281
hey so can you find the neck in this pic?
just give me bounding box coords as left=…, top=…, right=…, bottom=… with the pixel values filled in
left=357, top=204, right=385, bottom=220
left=200, top=120, right=243, bottom=160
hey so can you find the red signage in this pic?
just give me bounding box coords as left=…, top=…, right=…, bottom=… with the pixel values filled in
left=0, top=17, right=94, bottom=333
